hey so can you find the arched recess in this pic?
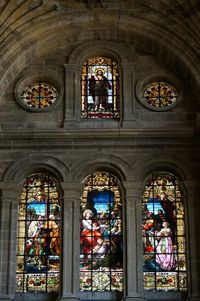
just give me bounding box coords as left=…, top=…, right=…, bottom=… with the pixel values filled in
left=142, top=172, right=187, bottom=293
left=80, top=170, right=124, bottom=298
left=0, top=156, right=70, bottom=300
left=131, top=158, right=190, bottom=299
left=64, top=40, right=135, bottom=126
left=2, top=154, right=70, bottom=183
left=16, top=173, right=61, bottom=294
left=70, top=153, right=130, bottom=183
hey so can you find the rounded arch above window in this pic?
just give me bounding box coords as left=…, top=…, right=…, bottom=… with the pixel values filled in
left=81, top=56, right=120, bottom=119
left=136, top=76, right=181, bottom=111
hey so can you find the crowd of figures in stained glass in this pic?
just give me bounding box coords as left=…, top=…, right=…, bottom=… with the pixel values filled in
left=21, top=83, right=58, bottom=109
left=142, top=173, right=187, bottom=291
left=142, top=82, right=178, bottom=108
left=81, top=57, right=120, bottom=118
left=16, top=174, right=60, bottom=293
left=80, top=172, right=123, bottom=291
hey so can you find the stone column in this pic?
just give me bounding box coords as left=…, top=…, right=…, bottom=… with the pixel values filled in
left=121, top=64, right=137, bottom=128
left=122, top=181, right=145, bottom=301
left=63, top=64, right=80, bottom=128
left=0, top=183, right=21, bottom=301
left=58, top=182, right=81, bottom=301
left=184, top=181, right=200, bottom=301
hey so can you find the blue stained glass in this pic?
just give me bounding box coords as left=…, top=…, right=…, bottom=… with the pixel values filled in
left=92, top=191, right=114, bottom=213
left=80, top=172, right=123, bottom=292
left=16, top=174, right=60, bottom=293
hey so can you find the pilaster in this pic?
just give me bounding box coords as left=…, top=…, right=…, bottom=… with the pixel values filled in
left=0, top=182, right=21, bottom=301
left=122, top=181, right=145, bottom=301
left=63, top=64, right=80, bottom=128
left=121, top=64, right=137, bottom=127
left=57, top=182, right=82, bottom=301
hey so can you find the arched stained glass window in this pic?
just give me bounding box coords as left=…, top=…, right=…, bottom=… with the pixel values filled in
left=142, top=173, right=187, bottom=291
left=80, top=172, right=123, bottom=291
left=81, top=56, right=120, bottom=119
left=142, top=82, right=178, bottom=109
left=21, top=83, right=58, bottom=110
left=16, top=174, right=60, bottom=293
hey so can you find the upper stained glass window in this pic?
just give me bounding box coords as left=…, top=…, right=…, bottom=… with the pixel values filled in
left=16, top=174, right=60, bottom=293
left=142, top=82, right=178, bottom=109
left=142, top=173, right=187, bottom=291
left=80, top=172, right=123, bottom=292
left=81, top=56, right=120, bottom=119
left=21, top=83, right=58, bottom=110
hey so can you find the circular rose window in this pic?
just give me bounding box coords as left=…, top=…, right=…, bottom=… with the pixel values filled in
left=21, top=83, right=58, bottom=110
left=142, top=82, right=178, bottom=110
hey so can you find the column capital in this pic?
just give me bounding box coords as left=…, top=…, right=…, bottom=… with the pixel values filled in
left=0, top=182, right=22, bottom=200
left=122, top=181, right=143, bottom=198
left=60, top=182, right=82, bottom=199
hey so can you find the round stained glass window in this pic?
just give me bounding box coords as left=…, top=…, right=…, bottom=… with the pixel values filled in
left=142, top=82, right=178, bottom=109
left=21, top=83, right=58, bottom=110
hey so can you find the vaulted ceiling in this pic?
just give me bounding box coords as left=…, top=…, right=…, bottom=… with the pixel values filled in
left=1, top=0, right=200, bottom=94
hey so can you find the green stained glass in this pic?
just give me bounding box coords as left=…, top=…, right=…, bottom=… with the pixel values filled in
left=16, top=174, right=60, bottom=293
left=142, top=173, right=187, bottom=291
left=80, top=172, right=123, bottom=292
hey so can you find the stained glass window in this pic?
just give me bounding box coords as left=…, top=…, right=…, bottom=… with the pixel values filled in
left=142, top=82, right=178, bottom=109
left=80, top=172, right=123, bottom=291
left=81, top=56, right=120, bottom=119
left=16, top=174, right=60, bottom=293
left=21, top=83, right=58, bottom=109
left=142, top=173, right=187, bottom=291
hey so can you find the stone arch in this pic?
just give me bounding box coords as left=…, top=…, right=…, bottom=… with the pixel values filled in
left=68, top=40, right=131, bottom=65
left=132, top=154, right=193, bottom=184
left=70, top=153, right=131, bottom=183
left=2, top=154, right=70, bottom=183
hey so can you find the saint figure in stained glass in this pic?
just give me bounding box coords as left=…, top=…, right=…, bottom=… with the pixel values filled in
left=142, top=173, right=187, bottom=291
left=80, top=172, right=123, bottom=292
left=81, top=57, right=120, bottom=118
left=16, top=174, right=60, bottom=293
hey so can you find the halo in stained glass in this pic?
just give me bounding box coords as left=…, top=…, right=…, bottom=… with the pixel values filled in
left=142, top=173, right=187, bottom=292
left=80, top=172, right=123, bottom=292
left=21, top=83, right=58, bottom=110
left=16, top=174, right=60, bottom=293
left=81, top=56, right=120, bottom=119
left=142, top=82, right=178, bottom=110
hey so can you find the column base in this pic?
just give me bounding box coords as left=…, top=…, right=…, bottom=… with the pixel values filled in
left=0, top=297, right=13, bottom=301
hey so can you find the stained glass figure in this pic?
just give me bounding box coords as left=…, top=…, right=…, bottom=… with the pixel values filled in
left=81, top=56, right=120, bottom=118
left=16, top=174, right=60, bottom=293
left=142, top=82, right=178, bottom=108
left=142, top=173, right=187, bottom=291
left=21, top=83, right=58, bottom=109
left=80, top=172, right=123, bottom=291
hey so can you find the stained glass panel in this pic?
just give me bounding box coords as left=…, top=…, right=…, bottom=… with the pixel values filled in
left=142, top=173, right=187, bottom=291
left=81, top=57, right=120, bottom=119
left=80, top=172, right=123, bottom=292
left=16, top=174, right=60, bottom=293
left=21, top=83, right=58, bottom=109
left=142, top=82, right=178, bottom=108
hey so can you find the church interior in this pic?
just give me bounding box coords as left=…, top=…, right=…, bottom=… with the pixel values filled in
left=0, top=1, right=200, bottom=301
